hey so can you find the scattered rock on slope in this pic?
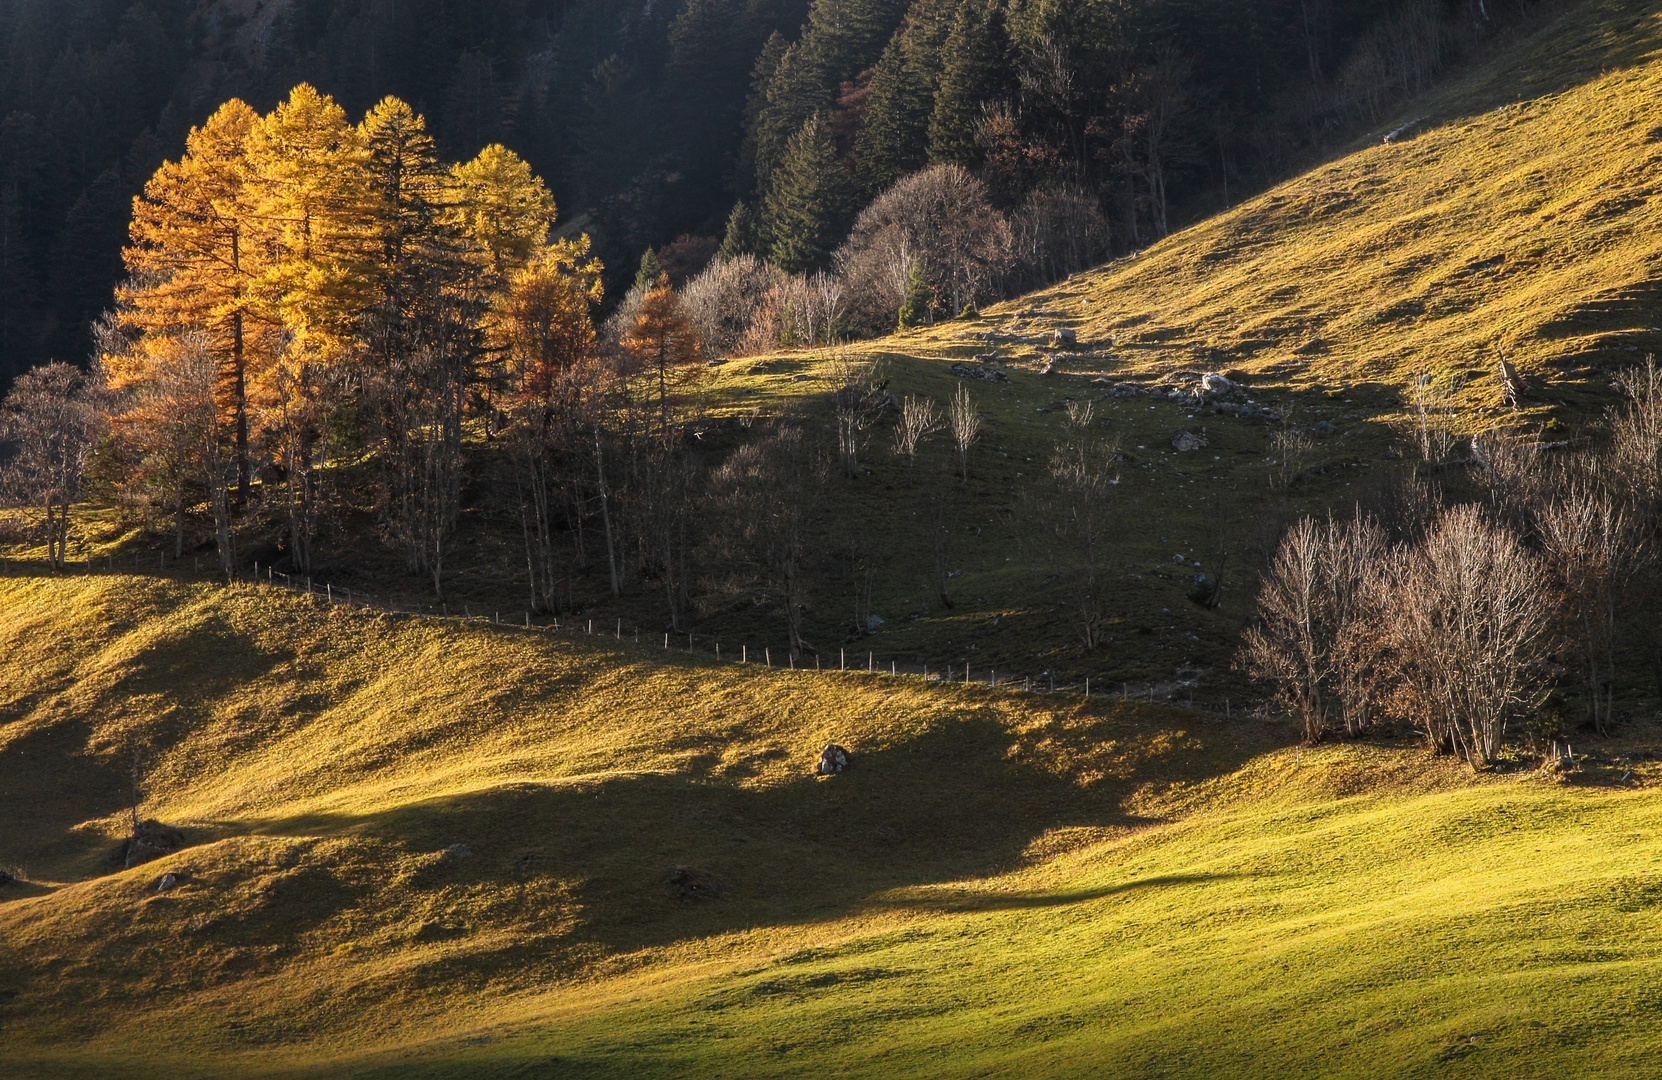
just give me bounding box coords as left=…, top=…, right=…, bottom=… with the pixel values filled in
left=1172, top=430, right=1209, bottom=452
left=816, top=744, right=850, bottom=775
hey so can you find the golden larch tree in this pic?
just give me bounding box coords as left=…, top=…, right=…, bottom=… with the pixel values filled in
left=121, top=98, right=263, bottom=502
left=620, top=273, right=702, bottom=437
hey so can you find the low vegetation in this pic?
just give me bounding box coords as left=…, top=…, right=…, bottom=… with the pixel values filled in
left=6, top=0, right=1662, bottom=1075
left=4, top=572, right=1662, bottom=1079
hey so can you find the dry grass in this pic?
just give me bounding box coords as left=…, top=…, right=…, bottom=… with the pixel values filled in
left=10, top=3, right=1662, bottom=1074
left=885, top=0, right=1662, bottom=430
left=8, top=571, right=1662, bottom=1078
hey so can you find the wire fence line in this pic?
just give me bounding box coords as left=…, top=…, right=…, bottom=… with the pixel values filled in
left=0, top=552, right=1251, bottom=716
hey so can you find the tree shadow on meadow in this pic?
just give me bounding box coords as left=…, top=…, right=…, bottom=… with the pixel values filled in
left=197, top=708, right=1265, bottom=979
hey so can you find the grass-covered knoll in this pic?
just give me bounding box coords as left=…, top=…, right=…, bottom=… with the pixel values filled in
left=3, top=572, right=1661, bottom=1078
left=887, top=0, right=1662, bottom=426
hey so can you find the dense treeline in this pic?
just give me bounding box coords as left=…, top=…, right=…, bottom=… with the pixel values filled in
left=0, top=0, right=808, bottom=384
left=1, top=0, right=1520, bottom=385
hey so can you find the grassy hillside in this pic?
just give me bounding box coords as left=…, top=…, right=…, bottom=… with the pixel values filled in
left=889, top=0, right=1662, bottom=421
left=1, top=572, right=1660, bottom=1078
left=18, top=0, right=1662, bottom=705
left=10, top=1, right=1662, bottom=1075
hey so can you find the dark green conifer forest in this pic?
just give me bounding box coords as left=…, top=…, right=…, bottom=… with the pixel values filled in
left=0, top=0, right=1514, bottom=386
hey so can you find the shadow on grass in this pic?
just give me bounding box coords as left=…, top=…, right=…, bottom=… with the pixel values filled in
left=79, top=711, right=1265, bottom=995
left=879, top=872, right=1246, bottom=913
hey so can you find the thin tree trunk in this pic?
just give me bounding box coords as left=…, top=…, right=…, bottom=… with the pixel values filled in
left=233, top=307, right=249, bottom=507
left=595, top=434, right=620, bottom=597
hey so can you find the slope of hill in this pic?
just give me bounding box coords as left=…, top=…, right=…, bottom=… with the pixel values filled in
left=1, top=572, right=1660, bottom=1079
left=9, top=0, right=1662, bottom=1075
left=892, top=0, right=1662, bottom=424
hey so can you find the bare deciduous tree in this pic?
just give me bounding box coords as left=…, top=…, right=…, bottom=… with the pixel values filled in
left=1539, top=485, right=1647, bottom=734
left=929, top=454, right=956, bottom=609
left=1473, top=428, right=1549, bottom=535
left=1408, top=367, right=1462, bottom=464
left=892, top=394, right=942, bottom=478
left=1124, top=45, right=1194, bottom=239
left=827, top=353, right=887, bottom=479
left=1609, top=355, right=1662, bottom=531
left=1008, top=184, right=1112, bottom=292
left=157, top=333, right=236, bottom=574
left=949, top=383, right=981, bottom=485
left=1047, top=401, right=1120, bottom=649
left=0, top=363, right=108, bottom=569
left=708, top=425, right=822, bottom=656
left=834, top=165, right=1012, bottom=335
left=1269, top=425, right=1311, bottom=494
left=1242, top=512, right=1386, bottom=743
left=1384, top=505, right=1553, bottom=768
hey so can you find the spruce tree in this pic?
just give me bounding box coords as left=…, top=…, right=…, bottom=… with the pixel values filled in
left=797, top=0, right=913, bottom=87
left=748, top=43, right=836, bottom=205
left=898, top=258, right=933, bottom=328
left=635, top=247, right=664, bottom=291
left=360, top=97, right=448, bottom=319
left=716, top=201, right=760, bottom=261
left=763, top=113, right=852, bottom=273
left=737, top=31, right=794, bottom=196
left=928, top=0, right=1013, bottom=168
left=855, top=37, right=926, bottom=198
left=856, top=0, right=959, bottom=197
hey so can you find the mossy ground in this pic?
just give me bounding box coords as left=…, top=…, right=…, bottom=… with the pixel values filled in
left=8, top=0, right=1662, bottom=1074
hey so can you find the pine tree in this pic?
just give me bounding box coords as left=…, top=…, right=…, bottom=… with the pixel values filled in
left=122, top=98, right=262, bottom=503
left=763, top=113, right=853, bottom=273
left=716, top=201, right=760, bottom=261
left=897, top=257, right=934, bottom=328
left=635, top=247, right=663, bottom=291
left=928, top=0, right=1013, bottom=168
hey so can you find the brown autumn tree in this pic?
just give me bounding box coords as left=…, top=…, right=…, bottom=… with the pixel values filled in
left=502, top=237, right=605, bottom=614
left=619, top=272, right=702, bottom=437
left=121, top=98, right=264, bottom=504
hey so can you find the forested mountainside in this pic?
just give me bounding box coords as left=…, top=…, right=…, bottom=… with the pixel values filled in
left=1, top=0, right=1520, bottom=386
